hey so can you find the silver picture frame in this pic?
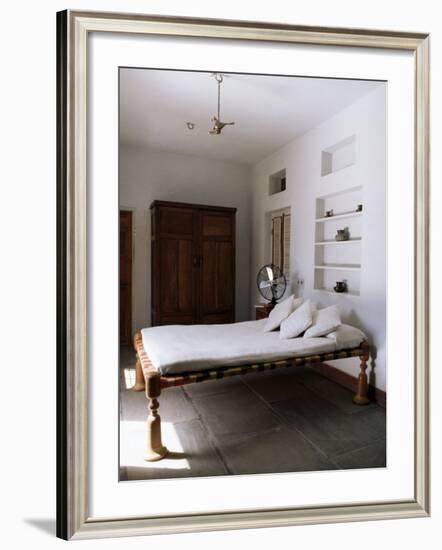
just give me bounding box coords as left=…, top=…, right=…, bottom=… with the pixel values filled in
left=56, top=10, right=430, bottom=540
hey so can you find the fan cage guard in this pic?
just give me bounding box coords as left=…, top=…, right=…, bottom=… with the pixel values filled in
left=256, top=264, right=287, bottom=306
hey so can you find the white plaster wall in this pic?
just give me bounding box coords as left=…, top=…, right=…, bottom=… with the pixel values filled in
left=250, top=86, right=387, bottom=390
left=120, top=145, right=252, bottom=331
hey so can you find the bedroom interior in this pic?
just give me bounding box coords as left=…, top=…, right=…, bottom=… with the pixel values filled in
left=119, top=67, right=387, bottom=480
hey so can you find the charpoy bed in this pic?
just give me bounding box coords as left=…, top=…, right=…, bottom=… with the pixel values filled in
left=132, top=319, right=370, bottom=461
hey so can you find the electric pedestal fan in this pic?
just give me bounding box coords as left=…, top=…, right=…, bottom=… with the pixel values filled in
left=256, top=264, right=287, bottom=306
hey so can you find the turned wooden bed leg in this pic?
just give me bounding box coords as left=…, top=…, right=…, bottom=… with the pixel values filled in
left=145, top=375, right=168, bottom=461
left=353, top=342, right=371, bottom=405
left=132, top=358, right=146, bottom=391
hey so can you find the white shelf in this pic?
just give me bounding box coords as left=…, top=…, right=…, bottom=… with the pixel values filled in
left=314, top=178, right=363, bottom=299
left=314, top=264, right=361, bottom=271
left=314, top=238, right=361, bottom=246
left=314, top=287, right=360, bottom=297
left=315, top=211, right=362, bottom=223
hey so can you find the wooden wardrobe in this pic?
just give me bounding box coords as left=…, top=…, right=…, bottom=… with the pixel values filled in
left=150, top=200, right=236, bottom=326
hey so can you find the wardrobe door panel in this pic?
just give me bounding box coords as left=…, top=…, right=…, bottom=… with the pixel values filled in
left=201, top=213, right=232, bottom=238
left=156, top=237, right=196, bottom=325
left=177, top=239, right=194, bottom=313
left=201, top=241, right=218, bottom=313
left=159, top=239, right=179, bottom=314
left=159, top=208, right=194, bottom=236
left=217, top=241, right=234, bottom=311
left=199, top=229, right=235, bottom=323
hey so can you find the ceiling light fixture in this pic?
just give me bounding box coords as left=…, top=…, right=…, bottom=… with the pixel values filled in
left=186, top=122, right=195, bottom=130
left=209, top=73, right=235, bottom=135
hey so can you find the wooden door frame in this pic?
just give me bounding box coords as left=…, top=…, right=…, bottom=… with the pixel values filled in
left=119, top=207, right=135, bottom=345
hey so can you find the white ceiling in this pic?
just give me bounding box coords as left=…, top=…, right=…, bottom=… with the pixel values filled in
left=120, top=68, right=382, bottom=166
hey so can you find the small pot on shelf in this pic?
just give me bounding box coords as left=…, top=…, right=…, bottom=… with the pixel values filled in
left=334, top=281, right=347, bottom=293
left=335, top=228, right=349, bottom=241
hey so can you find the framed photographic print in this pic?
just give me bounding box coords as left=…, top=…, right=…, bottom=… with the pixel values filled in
left=57, top=10, right=430, bottom=540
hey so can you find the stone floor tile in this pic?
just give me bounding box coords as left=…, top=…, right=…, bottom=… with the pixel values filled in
left=272, top=385, right=386, bottom=458
left=333, top=439, right=387, bottom=470
left=190, top=385, right=279, bottom=437
left=298, top=369, right=378, bottom=415
left=214, top=425, right=337, bottom=475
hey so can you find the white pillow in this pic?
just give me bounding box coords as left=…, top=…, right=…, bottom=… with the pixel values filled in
left=279, top=299, right=313, bottom=339
left=303, top=304, right=341, bottom=338
left=292, top=296, right=304, bottom=311
left=263, top=295, right=303, bottom=332
left=326, top=324, right=367, bottom=349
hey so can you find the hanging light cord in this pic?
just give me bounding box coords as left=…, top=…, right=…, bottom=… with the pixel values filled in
left=215, top=73, right=223, bottom=119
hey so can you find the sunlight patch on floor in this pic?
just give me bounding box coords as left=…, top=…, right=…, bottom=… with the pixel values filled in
left=120, top=420, right=190, bottom=470
left=123, top=368, right=135, bottom=390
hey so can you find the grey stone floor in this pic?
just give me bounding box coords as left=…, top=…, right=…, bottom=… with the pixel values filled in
left=119, top=347, right=386, bottom=481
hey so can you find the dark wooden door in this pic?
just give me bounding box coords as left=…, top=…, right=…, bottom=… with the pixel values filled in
left=152, top=206, right=196, bottom=325
left=119, top=210, right=133, bottom=345
left=199, top=212, right=235, bottom=324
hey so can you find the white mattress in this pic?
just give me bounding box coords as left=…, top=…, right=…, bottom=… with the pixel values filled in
left=141, top=319, right=366, bottom=376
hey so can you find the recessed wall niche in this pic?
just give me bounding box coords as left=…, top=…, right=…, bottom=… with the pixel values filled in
left=268, top=168, right=286, bottom=195
left=321, top=135, right=356, bottom=176
left=313, top=185, right=363, bottom=297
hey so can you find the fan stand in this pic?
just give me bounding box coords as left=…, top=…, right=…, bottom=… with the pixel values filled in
left=270, top=286, right=278, bottom=306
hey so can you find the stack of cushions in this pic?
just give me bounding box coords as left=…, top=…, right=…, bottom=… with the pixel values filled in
left=263, top=295, right=342, bottom=339
left=263, top=296, right=304, bottom=332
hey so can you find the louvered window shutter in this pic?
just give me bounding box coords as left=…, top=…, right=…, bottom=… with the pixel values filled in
left=282, top=213, right=290, bottom=278
left=272, top=215, right=282, bottom=268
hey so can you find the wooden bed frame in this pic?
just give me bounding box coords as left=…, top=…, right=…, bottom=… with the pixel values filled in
left=132, top=331, right=371, bottom=461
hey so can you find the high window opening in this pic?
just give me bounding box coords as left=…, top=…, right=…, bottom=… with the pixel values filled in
left=269, top=169, right=287, bottom=195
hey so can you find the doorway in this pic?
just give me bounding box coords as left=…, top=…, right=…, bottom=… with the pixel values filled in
left=120, top=210, right=133, bottom=346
